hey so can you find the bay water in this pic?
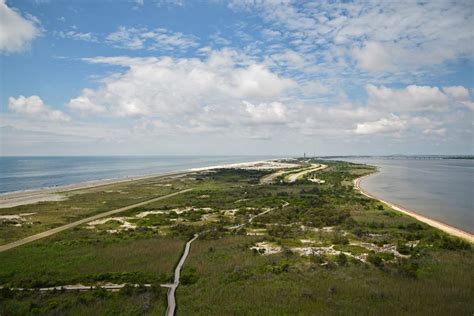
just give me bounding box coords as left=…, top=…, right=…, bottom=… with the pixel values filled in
left=338, top=158, right=473, bottom=234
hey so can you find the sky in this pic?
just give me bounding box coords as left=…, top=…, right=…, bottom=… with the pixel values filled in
left=0, top=0, right=473, bottom=156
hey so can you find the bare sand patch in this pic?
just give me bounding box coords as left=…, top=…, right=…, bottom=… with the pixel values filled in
left=190, top=160, right=299, bottom=172
left=222, top=209, right=239, bottom=216
left=250, top=242, right=282, bottom=255
left=88, top=217, right=137, bottom=232
left=135, top=210, right=166, bottom=218
left=246, top=228, right=267, bottom=236
left=292, top=245, right=368, bottom=263
left=0, top=194, right=66, bottom=209
left=350, top=241, right=410, bottom=258
left=308, top=178, right=325, bottom=184
left=0, top=213, right=37, bottom=227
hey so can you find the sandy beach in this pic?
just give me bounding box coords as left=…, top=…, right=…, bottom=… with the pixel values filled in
left=0, top=159, right=279, bottom=208
left=354, top=174, right=474, bottom=243
left=188, top=159, right=295, bottom=171
left=0, top=169, right=192, bottom=209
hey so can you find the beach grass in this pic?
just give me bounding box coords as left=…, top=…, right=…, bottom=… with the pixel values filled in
left=0, top=159, right=472, bottom=315
left=0, top=176, right=189, bottom=244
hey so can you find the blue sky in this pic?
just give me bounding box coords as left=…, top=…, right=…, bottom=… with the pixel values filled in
left=1, top=0, right=473, bottom=156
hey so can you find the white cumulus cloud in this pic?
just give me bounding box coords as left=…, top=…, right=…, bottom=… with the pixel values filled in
left=8, top=95, right=70, bottom=122
left=243, top=101, right=288, bottom=124
left=0, top=0, right=41, bottom=53
left=443, top=86, right=470, bottom=102
left=69, top=50, right=295, bottom=119
left=351, top=42, right=394, bottom=72
left=366, top=84, right=450, bottom=112
left=67, top=89, right=106, bottom=114
left=354, top=115, right=406, bottom=135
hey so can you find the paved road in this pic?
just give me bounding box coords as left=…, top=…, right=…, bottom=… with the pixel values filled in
left=165, top=234, right=199, bottom=316
left=260, top=168, right=301, bottom=184
left=260, top=164, right=327, bottom=184
left=260, top=170, right=288, bottom=184
left=286, top=164, right=327, bottom=182
left=0, top=188, right=193, bottom=253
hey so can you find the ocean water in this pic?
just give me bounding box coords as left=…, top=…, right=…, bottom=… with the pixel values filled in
left=339, top=158, right=474, bottom=234
left=0, top=156, right=277, bottom=194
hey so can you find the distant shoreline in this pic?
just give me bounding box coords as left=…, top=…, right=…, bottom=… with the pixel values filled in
left=354, top=174, right=474, bottom=243
left=0, top=159, right=278, bottom=208
left=0, top=156, right=285, bottom=196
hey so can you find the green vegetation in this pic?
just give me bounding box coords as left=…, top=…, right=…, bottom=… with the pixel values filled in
left=177, top=236, right=473, bottom=315
left=0, top=229, right=182, bottom=287
left=0, top=175, right=190, bottom=244
left=0, top=286, right=166, bottom=315
left=1, top=159, right=473, bottom=315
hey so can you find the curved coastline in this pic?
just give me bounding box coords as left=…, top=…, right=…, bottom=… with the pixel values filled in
left=354, top=173, right=474, bottom=243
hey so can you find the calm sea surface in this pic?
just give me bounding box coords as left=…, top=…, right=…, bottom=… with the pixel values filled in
left=0, top=156, right=277, bottom=194
left=338, top=158, right=474, bottom=234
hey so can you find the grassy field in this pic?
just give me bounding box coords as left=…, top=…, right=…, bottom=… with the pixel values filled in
left=177, top=236, right=473, bottom=315
left=0, top=175, right=190, bottom=244
left=1, top=287, right=167, bottom=315
left=1, top=159, right=473, bottom=315
left=0, top=229, right=185, bottom=287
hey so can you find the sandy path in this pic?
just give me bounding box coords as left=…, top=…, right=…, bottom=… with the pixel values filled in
left=249, top=208, right=272, bottom=223
left=354, top=175, right=474, bottom=243
left=0, top=189, right=193, bottom=252
left=228, top=200, right=290, bottom=230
